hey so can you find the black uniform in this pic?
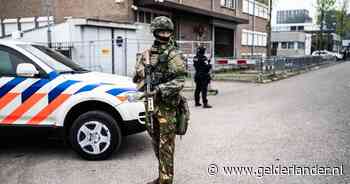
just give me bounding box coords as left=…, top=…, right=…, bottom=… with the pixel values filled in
left=193, top=48, right=212, bottom=107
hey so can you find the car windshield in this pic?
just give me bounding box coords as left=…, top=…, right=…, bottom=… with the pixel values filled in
left=19, top=44, right=88, bottom=74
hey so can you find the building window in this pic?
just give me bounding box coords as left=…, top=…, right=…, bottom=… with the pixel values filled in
left=242, top=29, right=267, bottom=47
left=298, top=42, right=305, bottom=49
left=136, top=9, right=170, bottom=24
left=258, top=34, right=264, bottom=46
left=243, top=0, right=269, bottom=19
left=248, top=32, right=253, bottom=45
left=288, top=42, right=294, bottom=49
left=222, top=0, right=235, bottom=9
left=243, top=0, right=249, bottom=12
left=281, top=42, right=287, bottom=49
left=242, top=31, right=248, bottom=45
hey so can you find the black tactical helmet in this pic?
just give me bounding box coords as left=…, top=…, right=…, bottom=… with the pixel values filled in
left=197, top=46, right=206, bottom=55
left=150, top=16, right=175, bottom=34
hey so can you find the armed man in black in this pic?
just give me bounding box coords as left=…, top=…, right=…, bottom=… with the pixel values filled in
left=193, top=46, right=212, bottom=108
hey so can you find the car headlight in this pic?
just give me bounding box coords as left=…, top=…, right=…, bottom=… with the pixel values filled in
left=125, top=92, right=142, bottom=103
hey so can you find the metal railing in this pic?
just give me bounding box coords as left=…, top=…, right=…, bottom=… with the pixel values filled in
left=256, top=56, right=336, bottom=74
left=211, top=55, right=340, bottom=82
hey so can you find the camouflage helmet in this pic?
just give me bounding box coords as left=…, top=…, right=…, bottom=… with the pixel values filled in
left=150, top=16, right=174, bottom=34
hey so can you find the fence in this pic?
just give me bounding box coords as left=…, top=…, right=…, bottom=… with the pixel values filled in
left=51, top=39, right=213, bottom=77
left=212, top=55, right=339, bottom=82
left=257, top=56, right=333, bottom=74
left=50, top=39, right=336, bottom=84
left=52, top=39, right=153, bottom=77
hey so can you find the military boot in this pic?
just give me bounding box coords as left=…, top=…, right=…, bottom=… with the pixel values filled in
left=203, top=104, right=212, bottom=108
left=146, top=178, right=159, bottom=184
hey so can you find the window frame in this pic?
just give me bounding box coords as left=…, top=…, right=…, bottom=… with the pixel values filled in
left=281, top=42, right=288, bottom=49
left=298, top=42, right=305, bottom=49
left=222, top=0, right=236, bottom=9
left=242, top=31, right=248, bottom=45
left=287, top=42, right=295, bottom=49
left=242, top=0, right=269, bottom=19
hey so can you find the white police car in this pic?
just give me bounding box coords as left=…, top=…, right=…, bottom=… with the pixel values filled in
left=0, top=41, right=145, bottom=160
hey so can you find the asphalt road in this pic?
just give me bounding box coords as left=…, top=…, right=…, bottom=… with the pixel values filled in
left=1, top=62, right=350, bottom=184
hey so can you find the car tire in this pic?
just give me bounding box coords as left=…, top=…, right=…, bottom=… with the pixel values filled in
left=69, top=110, right=122, bottom=160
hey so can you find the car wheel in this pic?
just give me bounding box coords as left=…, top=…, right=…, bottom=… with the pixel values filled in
left=69, top=110, right=122, bottom=160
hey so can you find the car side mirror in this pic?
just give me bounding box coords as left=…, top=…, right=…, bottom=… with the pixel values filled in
left=16, top=63, right=39, bottom=77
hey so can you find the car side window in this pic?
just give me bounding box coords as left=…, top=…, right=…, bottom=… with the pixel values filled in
left=0, top=46, right=44, bottom=77
left=0, top=50, right=13, bottom=76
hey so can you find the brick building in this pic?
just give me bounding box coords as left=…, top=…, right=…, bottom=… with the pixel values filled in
left=0, top=0, right=269, bottom=58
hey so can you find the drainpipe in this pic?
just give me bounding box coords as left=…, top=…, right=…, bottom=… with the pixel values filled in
left=251, top=0, right=256, bottom=57
left=211, top=0, right=215, bottom=61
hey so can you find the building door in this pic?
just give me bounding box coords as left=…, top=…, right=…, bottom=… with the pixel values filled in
left=214, top=27, right=234, bottom=58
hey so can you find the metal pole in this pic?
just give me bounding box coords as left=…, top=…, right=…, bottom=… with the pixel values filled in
left=0, top=19, right=5, bottom=37
left=251, top=0, right=256, bottom=57
left=89, top=41, right=92, bottom=70
left=111, top=29, right=115, bottom=74
left=46, top=0, right=52, bottom=48
left=124, top=38, right=128, bottom=76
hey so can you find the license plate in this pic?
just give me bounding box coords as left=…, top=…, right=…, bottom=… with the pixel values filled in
left=148, top=98, right=154, bottom=111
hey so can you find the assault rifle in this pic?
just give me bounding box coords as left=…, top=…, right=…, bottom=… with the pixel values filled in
left=144, top=50, right=154, bottom=133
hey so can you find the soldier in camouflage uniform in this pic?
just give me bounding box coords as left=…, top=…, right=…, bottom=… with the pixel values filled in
left=133, top=16, right=187, bottom=184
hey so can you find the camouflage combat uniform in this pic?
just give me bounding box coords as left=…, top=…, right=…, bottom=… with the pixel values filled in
left=133, top=16, right=187, bottom=184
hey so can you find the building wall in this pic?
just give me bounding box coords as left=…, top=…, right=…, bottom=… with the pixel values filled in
left=271, top=32, right=312, bottom=56
left=170, top=0, right=268, bottom=57
left=0, top=0, right=134, bottom=23
left=235, top=0, right=268, bottom=57
left=276, top=47, right=306, bottom=56
left=176, top=15, right=211, bottom=41
left=54, top=0, right=133, bottom=23
left=168, top=0, right=238, bottom=16
left=238, top=16, right=268, bottom=57
left=0, top=0, right=45, bottom=19
left=240, top=46, right=266, bottom=56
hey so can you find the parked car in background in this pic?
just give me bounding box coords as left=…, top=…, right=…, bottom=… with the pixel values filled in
left=312, top=50, right=343, bottom=60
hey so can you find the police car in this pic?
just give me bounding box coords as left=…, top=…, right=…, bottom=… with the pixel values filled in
left=0, top=41, right=146, bottom=160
